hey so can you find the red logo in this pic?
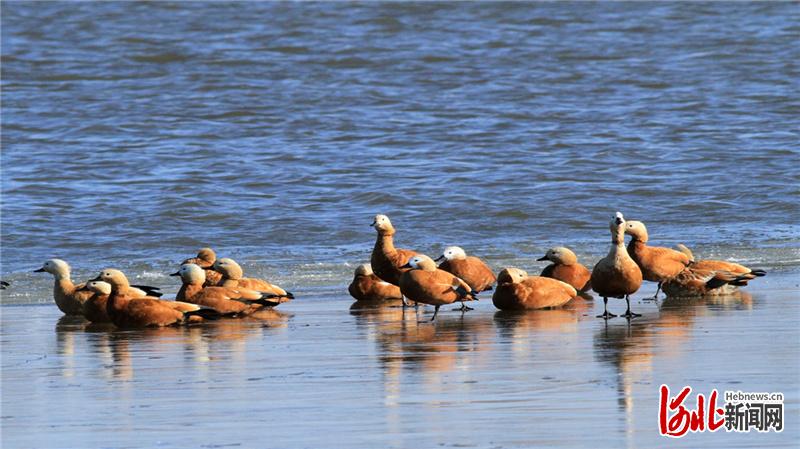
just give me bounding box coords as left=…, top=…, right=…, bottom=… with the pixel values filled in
left=658, top=384, right=725, bottom=438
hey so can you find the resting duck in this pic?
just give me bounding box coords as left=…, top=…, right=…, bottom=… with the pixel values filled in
left=35, top=259, right=161, bottom=315
left=79, top=280, right=113, bottom=323
left=662, top=267, right=759, bottom=297
left=399, top=255, right=477, bottom=321
left=348, top=263, right=403, bottom=302
left=492, top=268, right=577, bottom=310
left=435, top=246, right=496, bottom=292
left=91, top=269, right=219, bottom=328
left=590, top=212, right=643, bottom=319
left=181, top=247, right=222, bottom=286
left=537, top=247, right=592, bottom=292
left=209, top=258, right=294, bottom=300
left=172, top=264, right=287, bottom=315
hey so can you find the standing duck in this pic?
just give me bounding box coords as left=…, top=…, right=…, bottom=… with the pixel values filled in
left=209, top=258, right=294, bottom=300
left=91, top=269, right=219, bottom=328
left=399, top=255, right=477, bottom=321
left=435, top=246, right=496, bottom=292
left=590, top=212, right=643, bottom=318
left=492, top=268, right=577, bottom=310
left=624, top=220, right=692, bottom=299
left=370, top=214, right=420, bottom=285
left=348, top=263, right=403, bottom=302
left=172, top=264, right=288, bottom=315
left=181, top=247, right=222, bottom=286
left=537, top=247, right=592, bottom=292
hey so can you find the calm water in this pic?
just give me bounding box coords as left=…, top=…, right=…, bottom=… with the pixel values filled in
left=1, top=2, right=799, bottom=447
left=1, top=276, right=798, bottom=448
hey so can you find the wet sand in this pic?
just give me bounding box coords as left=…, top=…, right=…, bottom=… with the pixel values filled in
left=1, top=274, right=798, bottom=448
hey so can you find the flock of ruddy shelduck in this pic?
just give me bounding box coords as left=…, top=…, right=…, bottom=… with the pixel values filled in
left=30, top=212, right=765, bottom=327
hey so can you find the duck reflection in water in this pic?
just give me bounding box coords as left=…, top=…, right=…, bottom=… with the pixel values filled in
left=54, top=310, right=291, bottom=381
left=593, top=290, right=754, bottom=438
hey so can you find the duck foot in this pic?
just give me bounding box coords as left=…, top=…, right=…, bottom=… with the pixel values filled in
left=453, top=305, right=474, bottom=312
left=596, top=311, right=617, bottom=319
left=622, top=311, right=641, bottom=318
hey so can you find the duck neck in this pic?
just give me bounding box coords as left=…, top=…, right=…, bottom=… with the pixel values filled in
left=375, top=231, right=397, bottom=257
left=628, top=238, right=647, bottom=254
left=177, top=283, right=203, bottom=301
left=107, top=287, right=130, bottom=312
left=220, top=278, right=238, bottom=288
left=608, top=227, right=629, bottom=258
left=55, top=277, right=75, bottom=296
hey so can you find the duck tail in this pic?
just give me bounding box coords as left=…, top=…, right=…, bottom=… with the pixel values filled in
left=184, top=307, right=222, bottom=321
left=253, top=292, right=293, bottom=307
left=131, top=284, right=163, bottom=297
left=750, top=269, right=767, bottom=277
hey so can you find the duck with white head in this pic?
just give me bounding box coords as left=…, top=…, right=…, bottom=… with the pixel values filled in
left=399, top=254, right=478, bottom=321
left=435, top=246, right=496, bottom=293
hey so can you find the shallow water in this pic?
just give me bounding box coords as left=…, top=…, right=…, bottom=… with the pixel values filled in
left=2, top=275, right=798, bottom=448
left=1, top=2, right=799, bottom=448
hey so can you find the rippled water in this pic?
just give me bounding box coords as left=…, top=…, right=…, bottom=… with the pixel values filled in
left=2, top=2, right=799, bottom=295
left=1, top=3, right=799, bottom=447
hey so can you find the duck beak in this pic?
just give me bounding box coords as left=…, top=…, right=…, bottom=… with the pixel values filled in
left=370, top=220, right=376, bottom=227
left=169, top=271, right=181, bottom=277
left=434, top=255, right=444, bottom=262
left=400, top=262, right=412, bottom=269
left=75, top=284, right=91, bottom=292
left=33, top=267, right=46, bottom=273
left=89, top=275, right=103, bottom=282
left=537, top=256, right=549, bottom=261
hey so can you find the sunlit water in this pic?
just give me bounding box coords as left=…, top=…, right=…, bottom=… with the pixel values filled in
left=2, top=275, right=798, bottom=448
left=1, top=2, right=799, bottom=448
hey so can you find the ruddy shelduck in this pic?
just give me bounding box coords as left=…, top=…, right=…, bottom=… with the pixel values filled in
left=172, top=264, right=288, bottom=314
left=492, top=268, right=577, bottom=310
left=91, top=269, right=219, bottom=328
left=662, top=267, right=759, bottom=297
left=537, top=247, right=592, bottom=292
left=676, top=245, right=766, bottom=288
left=78, top=280, right=113, bottom=323
left=209, top=258, right=294, bottom=300
left=370, top=214, right=420, bottom=286
left=624, top=220, right=691, bottom=299
left=398, top=255, right=477, bottom=321
left=181, top=247, right=222, bottom=286
left=348, top=263, right=403, bottom=302
left=590, top=212, right=643, bottom=318
left=34, top=259, right=160, bottom=315
left=435, top=246, right=496, bottom=292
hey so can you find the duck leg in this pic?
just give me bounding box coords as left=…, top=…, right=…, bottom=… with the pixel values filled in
left=596, top=297, right=617, bottom=319
left=453, top=301, right=474, bottom=312
left=621, top=295, right=641, bottom=318
left=430, top=305, right=440, bottom=322
left=643, top=283, right=662, bottom=301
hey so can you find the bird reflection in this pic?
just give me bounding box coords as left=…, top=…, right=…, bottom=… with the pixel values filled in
left=53, top=311, right=291, bottom=382
left=593, top=290, right=754, bottom=443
